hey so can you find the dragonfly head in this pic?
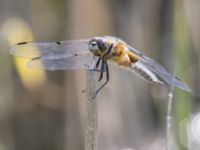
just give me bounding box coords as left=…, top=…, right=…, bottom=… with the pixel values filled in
left=89, top=38, right=108, bottom=56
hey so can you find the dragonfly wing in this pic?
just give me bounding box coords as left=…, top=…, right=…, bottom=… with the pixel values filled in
left=140, top=59, right=191, bottom=92
left=128, top=46, right=191, bottom=92
left=9, top=39, right=90, bottom=59
left=28, top=53, right=97, bottom=71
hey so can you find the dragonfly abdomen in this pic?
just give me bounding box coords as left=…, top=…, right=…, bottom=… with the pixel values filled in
left=132, top=62, right=163, bottom=84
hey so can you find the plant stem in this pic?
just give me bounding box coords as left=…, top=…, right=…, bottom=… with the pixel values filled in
left=166, top=69, right=176, bottom=150
left=166, top=89, right=174, bottom=150
left=85, top=71, right=98, bottom=150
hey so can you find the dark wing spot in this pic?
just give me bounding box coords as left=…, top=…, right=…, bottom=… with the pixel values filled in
left=85, top=64, right=90, bottom=68
left=56, top=41, right=61, bottom=45
left=32, top=56, right=41, bottom=60
left=82, top=89, right=86, bottom=93
left=175, top=76, right=181, bottom=81
left=17, top=42, right=27, bottom=45
left=74, top=54, right=78, bottom=56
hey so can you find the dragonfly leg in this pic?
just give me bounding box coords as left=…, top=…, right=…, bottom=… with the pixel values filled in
left=98, top=59, right=105, bottom=81
left=89, top=58, right=106, bottom=72
left=96, top=58, right=101, bottom=68
left=92, top=44, right=113, bottom=98
left=89, top=60, right=105, bottom=73
left=93, top=60, right=109, bottom=98
left=97, top=44, right=113, bottom=81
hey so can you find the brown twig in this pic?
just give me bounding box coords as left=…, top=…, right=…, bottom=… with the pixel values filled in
left=85, top=71, right=98, bottom=150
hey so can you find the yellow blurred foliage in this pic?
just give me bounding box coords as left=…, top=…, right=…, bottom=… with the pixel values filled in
left=2, top=18, right=46, bottom=90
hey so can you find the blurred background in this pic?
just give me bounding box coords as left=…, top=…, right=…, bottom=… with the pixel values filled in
left=0, top=0, right=199, bottom=150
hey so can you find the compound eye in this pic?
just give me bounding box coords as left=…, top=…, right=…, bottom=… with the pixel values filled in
left=97, top=39, right=107, bottom=51
left=89, top=40, right=99, bottom=51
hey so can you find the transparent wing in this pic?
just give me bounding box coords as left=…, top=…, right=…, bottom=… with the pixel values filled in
left=9, top=39, right=90, bottom=59
left=28, top=53, right=97, bottom=71
left=128, top=45, right=191, bottom=92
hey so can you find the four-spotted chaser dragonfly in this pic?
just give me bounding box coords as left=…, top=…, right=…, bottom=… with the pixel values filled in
left=9, top=36, right=191, bottom=98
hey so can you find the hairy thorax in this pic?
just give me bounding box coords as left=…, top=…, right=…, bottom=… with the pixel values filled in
left=108, top=43, right=138, bottom=66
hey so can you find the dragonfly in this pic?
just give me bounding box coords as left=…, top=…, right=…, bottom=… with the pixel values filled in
left=9, top=36, right=191, bottom=98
